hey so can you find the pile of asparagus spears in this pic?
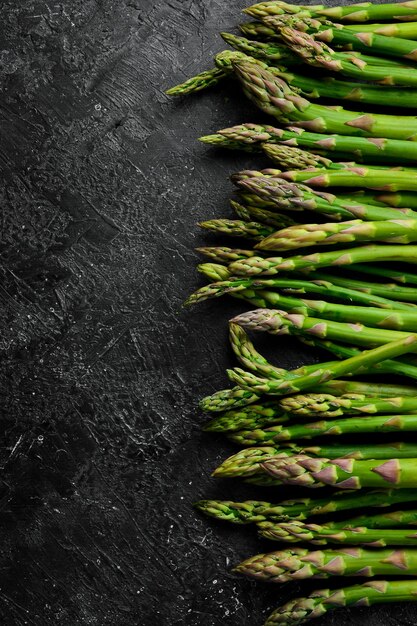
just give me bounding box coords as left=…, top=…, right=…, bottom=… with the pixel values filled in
left=167, top=2, right=417, bottom=624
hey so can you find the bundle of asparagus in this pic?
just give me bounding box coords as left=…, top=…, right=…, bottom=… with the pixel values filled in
left=166, top=1, right=417, bottom=624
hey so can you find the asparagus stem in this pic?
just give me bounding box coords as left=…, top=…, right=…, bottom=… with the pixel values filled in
left=166, top=67, right=226, bottom=96
left=201, top=124, right=417, bottom=163
left=228, top=336, right=417, bottom=396
left=279, top=26, right=417, bottom=87
left=280, top=166, right=417, bottom=192
left=260, top=520, right=417, bottom=546
left=245, top=1, right=417, bottom=23
left=258, top=219, right=417, bottom=252
left=229, top=414, right=417, bottom=445
left=264, top=14, right=417, bottom=62
left=280, top=392, right=417, bottom=419
left=228, top=245, right=417, bottom=277
left=188, top=274, right=415, bottom=311
left=235, top=545, right=417, bottom=582
left=236, top=176, right=417, bottom=222
left=263, top=455, right=417, bottom=489
left=232, top=308, right=417, bottom=353
left=265, top=580, right=417, bottom=626
left=234, top=60, right=417, bottom=136
left=214, top=443, right=417, bottom=477
left=194, top=489, right=417, bottom=524
left=199, top=218, right=276, bottom=241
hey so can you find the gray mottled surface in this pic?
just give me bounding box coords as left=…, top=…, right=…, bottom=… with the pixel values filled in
left=1, top=0, right=416, bottom=624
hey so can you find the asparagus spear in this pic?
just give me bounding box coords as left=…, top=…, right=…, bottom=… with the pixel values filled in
left=338, top=189, right=417, bottom=208
left=260, top=520, right=417, bottom=546
left=233, top=285, right=417, bottom=330
left=229, top=414, right=417, bottom=445
left=265, top=581, right=417, bottom=626
left=235, top=545, right=417, bottom=582
left=258, top=219, right=417, bottom=252
left=165, top=67, right=226, bottom=96
left=187, top=274, right=416, bottom=311
left=232, top=308, right=417, bottom=352
left=281, top=392, right=417, bottom=418
left=351, top=264, right=417, bottom=286
left=300, top=335, right=417, bottom=381
left=245, top=1, right=417, bottom=23
left=199, top=218, right=276, bottom=241
left=262, top=455, right=417, bottom=489
left=228, top=336, right=417, bottom=396
left=214, top=443, right=417, bottom=477
left=201, top=124, right=417, bottom=164
left=236, top=177, right=417, bottom=222
left=222, top=31, right=409, bottom=69
left=204, top=404, right=289, bottom=433
left=329, top=508, right=417, bottom=530
left=264, top=14, right=417, bottom=61
left=234, top=60, right=417, bottom=135
left=312, top=271, right=417, bottom=303
left=231, top=200, right=296, bottom=228
left=280, top=166, right=417, bottom=192
left=278, top=26, right=417, bottom=87
left=346, top=22, right=417, bottom=39
left=227, top=245, right=417, bottom=277
left=196, top=247, right=259, bottom=264
left=200, top=386, right=261, bottom=413
left=195, top=490, right=417, bottom=524
left=242, top=19, right=417, bottom=40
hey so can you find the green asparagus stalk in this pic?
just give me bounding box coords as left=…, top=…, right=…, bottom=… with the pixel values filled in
left=232, top=308, right=417, bottom=352
left=338, top=189, right=417, bottom=208
left=329, top=508, right=417, bottom=530
left=299, top=336, right=417, bottom=381
left=187, top=274, right=416, bottom=311
left=204, top=404, right=289, bottom=433
left=227, top=245, right=417, bottom=277
left=265, top=580, right=417, bottom=626
left=228, top=336, right=417, bottom=396
left=262, top=144, right=333, bottom=169
left=280, top=393, right=417, bottom=419
left=214, top=442, right=417, bottom=477
left=242, top=19, right=417, bottom=40
left=350, top=264, right=417, bottom=286
left=258, top=219, right=417, bottom=252
left=235, top=545, right=417, bottom=582
left=312, top=270, right=417, bottom=304
left=236, top=177, right=417, bottom=222
left=231, top=200, right=296, bottom=228
left=260, top=520, right=417, bottom=546
left=195, top=489, right=417, bottom=525
left=201, top=124, right=417, bottom=164
left=222, top=31, right=408, bottom=69
left=229, top=414, right=417, bottom=445
left=199, top=218, right=276, bottom=241
left=346, top=21, right=417, bottom=39
left=245, top=1, right=417, bottom=23
left=278, top=26, right=417, bottom=87
left=280, top=166, right=417, bottom=192
left=205, top=375, right=417, bottom=432
left=196, top=247, right=259, bottom=264
left=200, top=386, right=261, bottom=413
left=234, top=59, right=417, bottom=136
left=263, top=455, right=417, bottom=489
left=239, top=21, right=280, bottom=40
left=264, top=14, right=417, bottom=61
left=165, top=67, right=226, bottom=96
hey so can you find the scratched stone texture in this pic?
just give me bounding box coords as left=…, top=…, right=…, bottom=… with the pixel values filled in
left=0, top=1, right=415, bottom=625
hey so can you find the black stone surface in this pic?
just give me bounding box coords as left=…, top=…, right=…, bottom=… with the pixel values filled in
left=1, top=1, right=416, bottom=625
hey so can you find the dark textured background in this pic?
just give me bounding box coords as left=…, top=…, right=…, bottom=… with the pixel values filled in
left=1, top=1, right=416, bottom=625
